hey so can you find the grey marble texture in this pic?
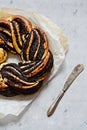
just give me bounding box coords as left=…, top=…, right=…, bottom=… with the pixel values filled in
left=0, top=0, right=87, bottom=130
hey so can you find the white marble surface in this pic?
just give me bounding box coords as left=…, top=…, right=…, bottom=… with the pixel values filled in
left=0, top=0, right=87, bottom=130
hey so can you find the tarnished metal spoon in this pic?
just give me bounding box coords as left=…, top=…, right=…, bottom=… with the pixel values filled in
left=47, top=64, right=84, bottom=117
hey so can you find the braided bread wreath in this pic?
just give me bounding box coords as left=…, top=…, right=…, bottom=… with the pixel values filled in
left=0, top=8, right=68, bottom=98
left=0, top=14, right=54, bottom=97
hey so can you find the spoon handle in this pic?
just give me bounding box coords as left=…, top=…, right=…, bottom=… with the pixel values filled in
left=47, top=64, right=84, bottom=117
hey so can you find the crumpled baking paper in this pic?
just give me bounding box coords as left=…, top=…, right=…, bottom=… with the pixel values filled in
left=0, top=8, right=68, bottom=121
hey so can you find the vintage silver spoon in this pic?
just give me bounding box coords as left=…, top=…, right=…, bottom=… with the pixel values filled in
left=47, top=64, right=84, bottom=117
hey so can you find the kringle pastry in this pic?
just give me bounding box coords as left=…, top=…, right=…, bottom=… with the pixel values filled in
left=0, top=15, right=53, bottom=96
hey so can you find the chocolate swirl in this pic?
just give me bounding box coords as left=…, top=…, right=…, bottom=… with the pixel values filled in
left=0, top=15, right=53, bottom=96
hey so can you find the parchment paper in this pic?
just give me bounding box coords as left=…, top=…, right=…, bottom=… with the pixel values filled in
left=0, top=8, right=68, bottom=121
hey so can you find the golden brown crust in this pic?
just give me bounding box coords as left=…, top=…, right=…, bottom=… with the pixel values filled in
left=0, top=48, right=7, bottom=63
left=6, top=15, right=32, bottom=32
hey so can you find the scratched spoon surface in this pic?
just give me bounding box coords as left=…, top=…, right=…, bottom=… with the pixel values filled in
left=47, top=64, right=84, bottom=117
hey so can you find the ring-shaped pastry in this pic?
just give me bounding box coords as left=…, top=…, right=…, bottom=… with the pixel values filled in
left=0, top=15, right=53, bottom=96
